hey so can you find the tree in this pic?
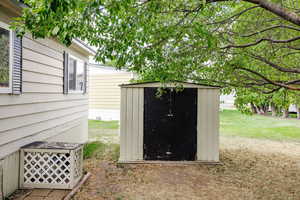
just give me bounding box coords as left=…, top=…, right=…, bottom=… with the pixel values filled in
left=12, top=0, right=300, bottom=93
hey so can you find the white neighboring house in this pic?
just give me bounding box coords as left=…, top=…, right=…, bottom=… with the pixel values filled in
left=0, top=0, right=94, bottom=198
left=89, top=64, right=135, bottom=120
left=220, top=94, right=235, bottom=110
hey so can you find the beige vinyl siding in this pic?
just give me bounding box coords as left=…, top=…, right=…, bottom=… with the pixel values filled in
left=89, top=73, right=132, bottom=110
left=0, top=33, right=89, bottom=160
left=0, top=6, right=90, bottom=197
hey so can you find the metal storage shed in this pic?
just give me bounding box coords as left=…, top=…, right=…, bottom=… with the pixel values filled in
left=119, top=82, right=220, bottom=164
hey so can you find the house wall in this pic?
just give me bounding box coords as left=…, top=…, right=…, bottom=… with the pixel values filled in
left=0, top=6, right=89, bottom=197
left=119, top=86, right=220, bottom=163
left=89, top=67, right=133, bottom=120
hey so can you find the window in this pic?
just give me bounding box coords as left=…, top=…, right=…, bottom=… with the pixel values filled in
left=0, top=21, right=13, bottom=93
left=68, top=55, right=85, bottom=92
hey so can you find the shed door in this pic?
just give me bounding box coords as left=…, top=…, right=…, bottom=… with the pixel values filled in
left=144, top=87, right=197, bottom=161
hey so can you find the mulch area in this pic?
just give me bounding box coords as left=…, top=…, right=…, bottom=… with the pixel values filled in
left=74, top=138, right=300, bottom=200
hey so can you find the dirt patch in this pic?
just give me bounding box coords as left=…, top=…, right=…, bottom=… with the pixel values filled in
left=75, top=137, right=300, bottom=200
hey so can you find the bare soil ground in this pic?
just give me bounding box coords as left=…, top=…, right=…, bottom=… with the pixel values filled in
left=75, top=136, right=300, bottom=200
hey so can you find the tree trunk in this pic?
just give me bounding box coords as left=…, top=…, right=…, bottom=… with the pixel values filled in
left=282, top=108, right=289, bottom=118
left=262, top=104, right=268, bottom=114
left=256, top=106, right=263, bottom=114
left=257, top=105, right=267, bottom=115
left=297, top=106, right=300, bottom=120
left=271, top=103, right=277, bottom=117
left=250, top=103, right=258, bottom=114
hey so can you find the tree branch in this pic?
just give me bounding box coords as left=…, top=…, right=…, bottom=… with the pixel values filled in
left=249, top=53, right=300, bottom=73
left=221, top=36, right=300, bottom=49
left=241, top=25, right=300, bottom=37
left=235, top=66, right=300, bottom=91
left=206, top=6, right=260, bottom=25
left=206, top=0, right=300, bottom=26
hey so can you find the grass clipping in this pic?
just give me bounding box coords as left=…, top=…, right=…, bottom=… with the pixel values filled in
left=77, top=140, right=300, bottom=200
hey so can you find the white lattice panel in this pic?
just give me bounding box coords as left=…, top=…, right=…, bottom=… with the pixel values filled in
left=20, top=142, right=83, bottom=189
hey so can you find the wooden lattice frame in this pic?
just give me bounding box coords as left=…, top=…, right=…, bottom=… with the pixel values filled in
left=20, top=144, right=83, bottom=189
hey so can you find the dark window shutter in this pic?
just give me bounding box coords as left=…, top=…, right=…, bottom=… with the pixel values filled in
left=63, top=51, right=69, bottom=94
left=12, top=32, right=22, bottom=95
left=83, top=62, right=87, bottom=94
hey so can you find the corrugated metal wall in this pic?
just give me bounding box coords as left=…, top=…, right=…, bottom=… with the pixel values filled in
left=120, top=86, right=220, bottom=162
left=119, top=88, right=144, bottom=161
left=197, top=89, right=220, bottom=162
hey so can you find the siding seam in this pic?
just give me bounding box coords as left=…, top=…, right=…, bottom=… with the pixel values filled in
left=0, top=107, right=87, bottom=133
left=0, top=102, right=88, bottom=120
left=0, top=113, right=86, bottom=147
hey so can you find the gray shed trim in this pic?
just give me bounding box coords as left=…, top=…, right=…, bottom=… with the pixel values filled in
left=120, top=81, right=220, bottom=89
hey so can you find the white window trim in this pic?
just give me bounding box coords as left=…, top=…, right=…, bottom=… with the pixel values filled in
left=0, top=21, right=13, bottom=94
left=68, top=54, right=85, bottom=94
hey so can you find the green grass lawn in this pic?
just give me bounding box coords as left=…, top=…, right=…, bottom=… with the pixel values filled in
left=88, top=120, right=119, bottom=142
left=88, top=110, right=300, bottom=144
left=220, top=110, right=300, bottom=141
left=88, top=120, right=119, bottom=129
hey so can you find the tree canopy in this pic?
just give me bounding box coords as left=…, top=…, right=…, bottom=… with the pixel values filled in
left=13, top=0, right=300, bottom=114
left=13, top=0, right=300, bottom=92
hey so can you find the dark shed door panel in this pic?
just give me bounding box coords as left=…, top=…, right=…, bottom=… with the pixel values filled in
left=143, top=88, right=197, bottom=161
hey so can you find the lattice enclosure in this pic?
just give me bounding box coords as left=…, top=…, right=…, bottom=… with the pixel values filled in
left=20, top=142, right=83, bottom=189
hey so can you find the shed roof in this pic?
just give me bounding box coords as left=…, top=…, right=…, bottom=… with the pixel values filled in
left=120, top=81, right=220, bottom=89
